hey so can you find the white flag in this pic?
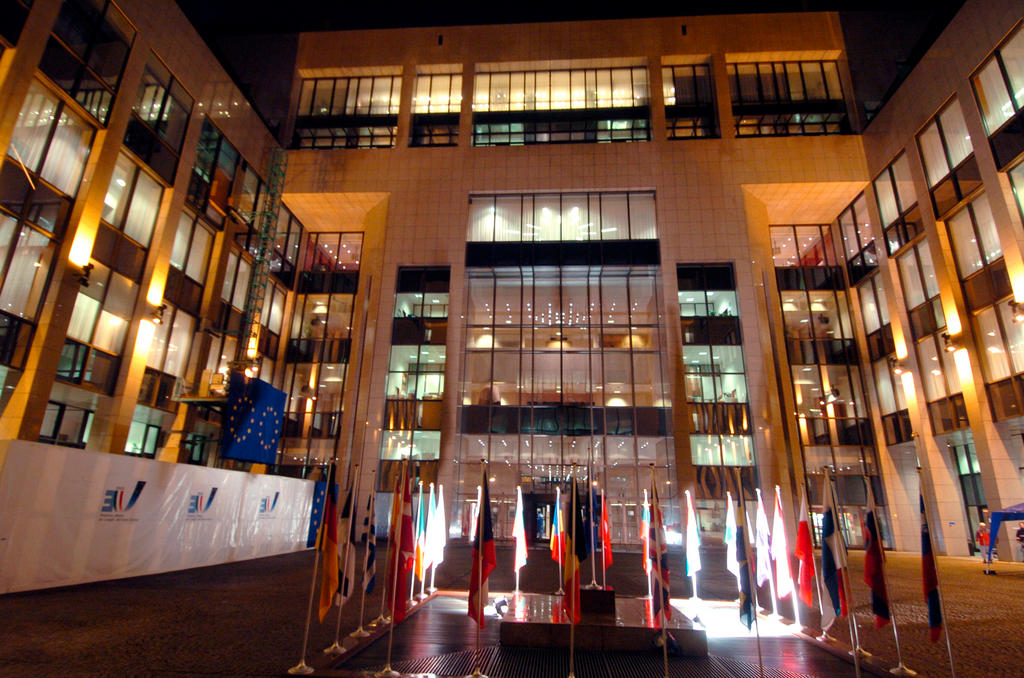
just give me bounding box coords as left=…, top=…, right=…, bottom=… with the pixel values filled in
left=428, top=483, right=447, bottom=568
left=685, top=490, right=701, bottom=577
left=772, top=486, right=794, bottom=599
left=725, top=491, right=740, bottom=584
left=424, top=483, right=437, bottom=570
left=755, top=489, right=773, bottom=587
left=513, top=486, right=528, bottom=573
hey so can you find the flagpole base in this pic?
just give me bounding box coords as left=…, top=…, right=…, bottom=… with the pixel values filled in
left=287, top=661, right=315, bottom=675
left=427, top=586, right=438, bottom=593
left=466, top=668, right=488, bottom=678
left=556, top=588, right=564, bottom=595
left=369, top=614, right=390, bottom=627
left=817, top=632, right=836, bottom=643
left=850, top=647, right=874, bottom=659
left=889, top=663, right=918, bottom=676
left=374, top=667, right=401, bottom=678
left=350, top=626, right=370, bottom=638
left=323, top=641, right=344, bottom=655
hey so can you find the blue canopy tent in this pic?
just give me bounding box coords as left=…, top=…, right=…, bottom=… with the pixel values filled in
left=985, top=501, right=1024, bottom=568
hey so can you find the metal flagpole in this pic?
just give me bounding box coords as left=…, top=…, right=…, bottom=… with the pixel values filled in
left=917, top=467, right=957, bottom=678
left=736, top=483, right=765, bottom=678
left=601, top=489, right=607, bottom=590
left=469, top=459, right=488, bottom=678
left=686, top=489, right=699, bottom=603
left=327, top=464, right=361, bottom=654
left=376, top=461, right=407, bottom=678
left=649, top=465, right=668, bottom=678
left=568, top=464, right=577, bottom=678
left=555, top=485, right=564, bottom=595
left=351, top=469, right=375, bottom=639
left=866, top=479, right=916, bottom=676
left=587, top=454, right=597, bottom=588
left=643, top=488, right=652, bottom=600
left=290, top=459, right=338, bottom=675
left=826, top=469, right=861, bottom=678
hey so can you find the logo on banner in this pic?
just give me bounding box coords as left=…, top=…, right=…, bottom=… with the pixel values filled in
left=187, top=488, right=219, bottom=519
left=258, top=491, right=280, bottom=517
left=100, top=481, right=146, bottom=521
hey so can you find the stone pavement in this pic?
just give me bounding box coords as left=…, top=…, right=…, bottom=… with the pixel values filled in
left=0, top=541, right=1021, bottom=677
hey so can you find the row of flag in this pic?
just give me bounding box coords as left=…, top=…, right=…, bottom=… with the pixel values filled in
left=716, top=472, right=944, bottom=647
left=315, top=462, right=448, bottom=625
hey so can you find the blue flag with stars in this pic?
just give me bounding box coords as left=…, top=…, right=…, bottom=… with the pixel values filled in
left=222, top=373, right=286, bottom=464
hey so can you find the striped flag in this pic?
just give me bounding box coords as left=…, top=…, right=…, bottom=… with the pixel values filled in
left=414, top=482, right=427, bottom=582
left=685, top=490, right=701, bottom=578
left=649, top=481, right=671, bottom=621
left=772, top=487, right=794, bottom=600
left=550, top=488, right=564, bottom=565
left=362, top=488, right=376, bottom=594
left=338, top=484, right=358, bottom=607
left=385, top=463, right=414, bottom=623
left=864, top=485, right=891, bottom=628
left=600, top=490, right=613, bottom=570
left=820, top=472, right=848, bottom=620
left=725, top=491, right=740, bottom=585
left=468, top=471, right=496, bottom=628
left=317, top=462, right=340, bottom=623
left=735, top=493, right=754, bottom=629
left=921, top=495, right=943, bottom=642
left=794, top=490, right=816, bottom=608
left=513, top=486, right=528, bottom=574
left=427, top=483, right=447, bottom=573
left=755, top=490, right=773, bottom=588
left=641, top=491, right=651, bottom=575
left=561, top=476, right=588, bottom=624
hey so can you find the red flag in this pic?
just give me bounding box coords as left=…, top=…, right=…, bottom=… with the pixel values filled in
left=385, top=463, right=414, bottom=623
left=641, top=491, right=651, bottom=575
left=794, top=490, right=816, bottom=609
left=468, top=471, right=496, bottom=628
left=600, top=491, right=613, bottom=569
left=317, top=462, right=339, bottom=622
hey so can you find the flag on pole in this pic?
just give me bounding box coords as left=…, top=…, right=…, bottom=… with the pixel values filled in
left=385, top=463, right=414, bottom=623
left=649, top=481, right=672, bottom=621
left=641, top=491, right=651, bottom=575
left=414, top=482, right=427, bottom=582
left=725, top=491, right=740, bottom=584
left=864, top=490, right=891, bottom=628
left=362, top=488, right=376, bottom=594
left=317, top=462, right=340, bottom=623
left=685, top=490, right=701, bottom=578
left=339, top=484, right=359, bottom=607
left=820, top=472, right=848, bottom=620
left=794, top=490, right=816, bottom=608
left=468, top=471, right=496, bottom=628
left=735, top=494, right=754, bottom=630
left=562, top=476, right=588, bottom=624
left=600, top=491, right=613, bottom=570
left=423, top=483, right=437, bottom=574
left=427, top=483, right=447, bottom=572
left=468, top=487, right=480, bottom=544
left=772, top=487, right=794, bottom=600
left=755, top=490, right=773, bottom=587
left=550, top=489, right=564, bottom=565
left=513, top=486, right=528, bottom=574
left=921, top=494, right=942, bottom=642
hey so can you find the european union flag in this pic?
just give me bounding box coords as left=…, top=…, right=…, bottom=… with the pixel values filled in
left=222, top=372, right=286, bottom=464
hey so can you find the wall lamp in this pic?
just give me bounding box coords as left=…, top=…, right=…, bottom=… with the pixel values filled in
left=1009, top=300, right=1024, bottom=324
left=151, top=303, right=167, bottom=325
left=888, top=356, right=906, bottom=375
left=76, top=262, right=93, bottom=287
left=941, top=332, right=960, bottom=353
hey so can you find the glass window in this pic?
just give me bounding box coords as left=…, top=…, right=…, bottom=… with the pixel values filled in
left=972, top=26, right=1024, bottom=135
left=100, top=154, right=163, bottom=246
left=467, top=191, right=656, bottom=241
left=917, top=99, right=973, bottom=187
left=0, top=217, right=56, bottom=321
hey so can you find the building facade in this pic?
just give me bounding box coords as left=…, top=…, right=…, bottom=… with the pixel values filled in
left=0, top=0, right=1022, bottom=559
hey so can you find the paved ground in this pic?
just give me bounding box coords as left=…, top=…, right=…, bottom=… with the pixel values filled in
left=0, top=541, right=1020, bottom=677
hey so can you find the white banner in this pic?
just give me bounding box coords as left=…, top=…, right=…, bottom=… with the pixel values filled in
left=0, top=440, right=315, bottom=593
